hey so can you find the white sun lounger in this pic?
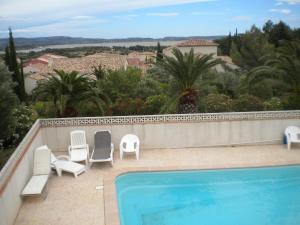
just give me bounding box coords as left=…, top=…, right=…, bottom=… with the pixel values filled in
left=285, top=126, right=300, bottom=150
left=51, top=152, right=86, bottom=178
left=89, top=130, right=114, bottom=166
left=21, top=145, right=51, bottom=198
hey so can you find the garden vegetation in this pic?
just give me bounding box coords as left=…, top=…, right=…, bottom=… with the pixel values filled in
left=0, top=20, right=300, bottom=168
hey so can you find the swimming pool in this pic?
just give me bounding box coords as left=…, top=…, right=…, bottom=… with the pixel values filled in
left=116, top=166, right=300, bottom=225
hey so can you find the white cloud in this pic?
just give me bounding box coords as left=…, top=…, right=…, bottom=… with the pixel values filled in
left=113, top=14, right=139, bottom=20
left=269, top=8, right=291, bottom=14
left=275, top=2, right=284, bottom=5
left=0, top=28, right=33, bottom=34
left=276, top=0, right=300, bottom=5
left=71, top=16, right=95, bottom=20
left=191, top=11, right=226, bottom=16
left=231, top=16, right=252, bottom=21
left=0, top=0, right=215, bottom=18
left=147, top=12, right=179, bottom=16
left=0, top=18, right=109, bottom=35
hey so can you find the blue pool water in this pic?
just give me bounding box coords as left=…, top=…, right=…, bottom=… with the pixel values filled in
left=116, top=166, right=300, bottom=225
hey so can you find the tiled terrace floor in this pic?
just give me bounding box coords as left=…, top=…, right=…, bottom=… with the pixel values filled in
left=14, top=144, right=300, bottom=225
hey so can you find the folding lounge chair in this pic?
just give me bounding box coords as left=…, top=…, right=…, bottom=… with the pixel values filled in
left=51, top=152, right=86, bottom=178
left=285, top=126, right=300, bottom=150
left=68, top=130, right=89, bottom=165
left=21, top=145, right=51, bottom=198
left=89, top=131, right=114, bottom=166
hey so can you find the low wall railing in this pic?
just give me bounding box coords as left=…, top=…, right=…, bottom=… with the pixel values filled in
left=0, top=120, right=41, bottom=195
left=40, top=110, right=300, bottom=127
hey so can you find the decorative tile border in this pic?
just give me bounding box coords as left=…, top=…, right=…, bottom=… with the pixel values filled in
left=40, top=111, right=300, bottom=128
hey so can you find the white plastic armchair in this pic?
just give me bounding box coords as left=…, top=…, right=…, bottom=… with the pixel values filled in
left=120, top=134, right=140, bottom=160
left=68, top=130, right=89, bottom=165
left=285, top=126, right=300, bottom=150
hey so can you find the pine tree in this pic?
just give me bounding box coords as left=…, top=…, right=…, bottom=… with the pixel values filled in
left=156, top=42, right=163, bottom=63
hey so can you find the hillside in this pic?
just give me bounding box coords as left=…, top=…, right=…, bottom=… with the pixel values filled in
left=0, top=36, right=224, bottom=50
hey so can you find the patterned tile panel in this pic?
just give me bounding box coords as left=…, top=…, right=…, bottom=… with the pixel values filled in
left=40, top=111, right=300, bottom=128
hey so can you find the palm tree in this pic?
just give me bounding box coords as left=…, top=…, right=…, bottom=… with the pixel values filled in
left=157, top=48, right=221, bottom=113
left=248, top=40, right=300, bottom=95
left=34, top=70, right=93, bottom=117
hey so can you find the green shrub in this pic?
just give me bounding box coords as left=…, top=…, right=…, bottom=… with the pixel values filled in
left=77, top=102, right=105, bottom=117
left=111, top=98, right=145, bottom=116
left=143, top=95, right=167, bottom=114
left=249, top=81, right=273, bottom=100
left=134, top=77, right=163, bottom=100
left=233, top=95, right=264, bottom=112
left=12, top=105, right=37, bottom=143
left=263, top=97, right=283, bottom=110
left=205, top=94, right=234, bottom=113
left=282, top=94, right=300, bottom=110
left=32, top=101, right=57, bottom=118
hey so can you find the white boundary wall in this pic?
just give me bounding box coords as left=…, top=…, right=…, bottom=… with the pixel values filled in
left=0, top=121, right=43, bottom=225
left=40, top=111, right=300, bottom=152
left=0, top=111, right=300, bottom=225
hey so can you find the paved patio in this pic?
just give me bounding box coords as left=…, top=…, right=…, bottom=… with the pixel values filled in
left=14, top=144, right=300, bottom=225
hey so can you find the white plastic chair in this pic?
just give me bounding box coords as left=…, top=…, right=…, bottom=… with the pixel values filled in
left=285, top=126, right=300, bottom=150
left=120, top=134, right=140, bottom=160
left=22, top=145, right=51, bottom=198
left=68, top=130, right=89, bottom=165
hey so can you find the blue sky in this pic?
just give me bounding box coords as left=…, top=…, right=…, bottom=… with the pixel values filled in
left=0, top=0, right=299, bottom=38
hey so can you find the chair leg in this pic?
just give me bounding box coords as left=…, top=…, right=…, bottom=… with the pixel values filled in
left=136, top=151, right=139, bottom=160
left=120, top=150, right=123, bottom=160
left=57, top=169, right=62, bottom=177
left=42, top=182, right=49, bottom=200
left=288, top=142, right=291, bottom=150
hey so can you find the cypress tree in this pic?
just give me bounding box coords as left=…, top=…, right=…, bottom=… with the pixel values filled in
left=156, top=42, right=163, bottom=62
left=4, top=46, right=10, bottom=68
left=6, top=28, right=26, bottom=101
left=19, top=58, right=26, bottom=99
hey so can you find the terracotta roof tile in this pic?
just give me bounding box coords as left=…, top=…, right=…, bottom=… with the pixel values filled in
left=50, top=53, right=127, bottom=74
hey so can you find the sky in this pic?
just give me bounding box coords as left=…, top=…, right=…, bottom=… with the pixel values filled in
left=0, top=0, right=300, bottom=38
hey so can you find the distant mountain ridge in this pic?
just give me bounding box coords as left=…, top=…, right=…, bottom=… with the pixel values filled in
left=0, top=36, right=225, bottom=50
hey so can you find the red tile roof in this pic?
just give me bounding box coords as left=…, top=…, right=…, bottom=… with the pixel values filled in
left=24, top=59, right=48, bottom=67
left=127, top=58, right=141, bottom=67
left=176, top=39, right=218, bottom=47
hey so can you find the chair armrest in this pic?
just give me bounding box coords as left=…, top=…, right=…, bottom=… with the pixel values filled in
left=111, top=143, right=114, bottom=152
left=285, top=132, right=291, bottom=141
left=68, top=145, right=72, bottom=155
left=86, top=144, right=90, bottom=159
left=111, top=143, right=114, bottom=159
left=56, top=155, right=70, bottom=161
